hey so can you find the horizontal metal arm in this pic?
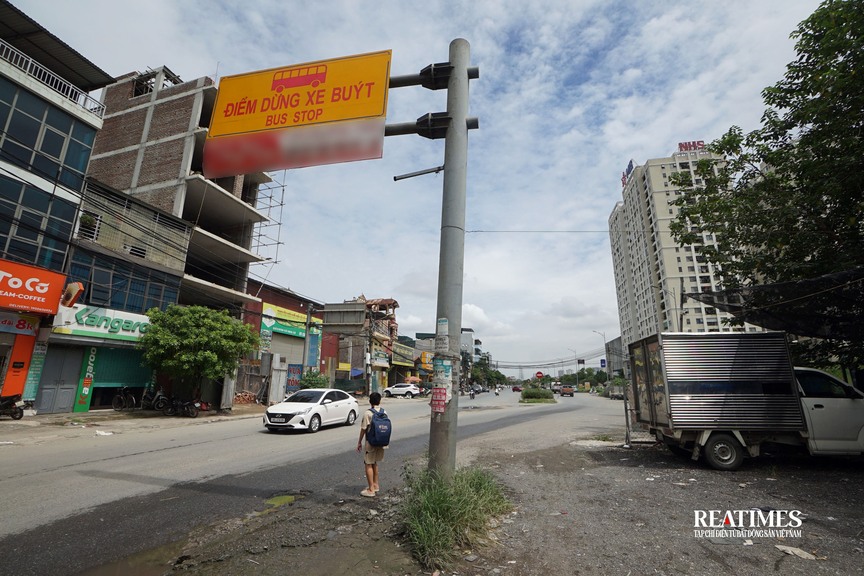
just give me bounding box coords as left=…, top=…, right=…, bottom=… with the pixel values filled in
left=385, top=115, right=479, bottom=139
left=390, top=65, right=479, bottom=89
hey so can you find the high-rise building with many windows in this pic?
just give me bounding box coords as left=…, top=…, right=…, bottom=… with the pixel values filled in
left=608, top=141, right=760, bottom=352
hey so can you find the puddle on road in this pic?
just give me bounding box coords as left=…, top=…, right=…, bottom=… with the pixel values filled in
left=77, top=538, right=186, bottom=576
left=77, top=492, right=300, bottom=575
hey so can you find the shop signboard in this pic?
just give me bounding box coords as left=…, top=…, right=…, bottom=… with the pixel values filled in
left=286, top=364, right=303, bottom=394
left=21, top=340, right=47, bottom=401
left=53, top=304, right=150, bottom=341
left=0, top=311, right=38, bottom=335
left=370, top=350, right=389, bottom=368
left=261, top=303, right=320, bottom=338
left=0, top=259, right=66, bottom=315
left=391, top=342, right=414, bottom=367
left=74, top=345, right=99, bottom=412
left=419, top=351, right=434, bottom=372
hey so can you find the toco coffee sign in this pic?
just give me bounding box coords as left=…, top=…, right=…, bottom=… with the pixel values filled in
left=204, top=50, right=392, bottom=177
left=0, top=259, right=66, bottom=315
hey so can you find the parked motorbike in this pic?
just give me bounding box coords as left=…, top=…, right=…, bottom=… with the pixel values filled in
left=0, top=394, right=25, bottom=420
left=141, top=386, right=169, bottom=411
left=162, top=397, right=200, bottom=418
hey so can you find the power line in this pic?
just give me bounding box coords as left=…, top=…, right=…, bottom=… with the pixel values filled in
left=466, top=230, right=610, bottom=233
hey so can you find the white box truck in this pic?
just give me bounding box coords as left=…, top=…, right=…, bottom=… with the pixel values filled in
left=629, top=331, right=864, bottom=470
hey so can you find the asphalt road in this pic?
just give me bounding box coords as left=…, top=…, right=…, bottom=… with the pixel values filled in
left=0, top=391, right=623, bottom=576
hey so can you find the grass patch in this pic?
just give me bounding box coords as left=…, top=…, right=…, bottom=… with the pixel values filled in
left=519, top=387, right=556, bottom=403
left=401, top=465, right=512, bottom=570
left=592, top=433, right=614, bottom=442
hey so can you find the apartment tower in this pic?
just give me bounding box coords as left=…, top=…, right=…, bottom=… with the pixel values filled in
left=609, top=141, right=759, bottom=351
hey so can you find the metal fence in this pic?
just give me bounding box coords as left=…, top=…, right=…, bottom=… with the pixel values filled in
left=0, top=38, right=105, bottom=118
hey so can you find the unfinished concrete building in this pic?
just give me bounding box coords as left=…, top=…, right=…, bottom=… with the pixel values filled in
left=87, top=66, right=268, bottom=312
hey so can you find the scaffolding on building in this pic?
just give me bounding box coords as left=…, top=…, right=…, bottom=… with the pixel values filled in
left=251, top=170, right=286, bottom=267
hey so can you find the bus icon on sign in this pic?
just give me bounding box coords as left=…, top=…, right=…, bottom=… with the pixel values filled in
left=271, top=65, right=328, bottom=92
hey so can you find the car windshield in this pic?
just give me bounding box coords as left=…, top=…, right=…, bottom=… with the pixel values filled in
left=286, top=390, right=324, bottom=403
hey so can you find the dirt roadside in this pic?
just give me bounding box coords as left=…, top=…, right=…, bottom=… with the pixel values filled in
left=156, top=401, right=864, bottom=576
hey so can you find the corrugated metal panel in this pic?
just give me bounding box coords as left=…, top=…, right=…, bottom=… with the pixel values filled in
left=669, top=394, right=805, bottom=430
left=662, top=332, right=794, bottom=382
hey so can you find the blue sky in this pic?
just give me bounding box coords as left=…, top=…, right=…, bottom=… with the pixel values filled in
left=15, top=0, right=822, bottom=375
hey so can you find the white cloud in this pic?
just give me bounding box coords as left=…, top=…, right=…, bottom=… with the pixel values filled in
left=12, top=0, right=821, bottom=374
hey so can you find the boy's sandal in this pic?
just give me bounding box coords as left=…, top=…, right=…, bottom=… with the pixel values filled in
left=360, top=489, right=376, bottom=497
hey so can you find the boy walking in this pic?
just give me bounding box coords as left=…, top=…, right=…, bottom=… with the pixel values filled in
left=358, top=391, right=385, bottom=497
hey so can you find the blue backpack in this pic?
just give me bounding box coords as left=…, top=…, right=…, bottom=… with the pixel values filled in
left=365, top=408, right=391, bottom=447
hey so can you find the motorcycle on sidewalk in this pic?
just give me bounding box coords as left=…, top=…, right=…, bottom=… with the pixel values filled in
left=0, top=394, right=25, bottom=420
left=141, top=386, right=169, bottom=411
left=162, top=397, right=201, bottom=418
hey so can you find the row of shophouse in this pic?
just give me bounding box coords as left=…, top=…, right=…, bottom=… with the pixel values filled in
left=0, top=1, right=438, bottom=413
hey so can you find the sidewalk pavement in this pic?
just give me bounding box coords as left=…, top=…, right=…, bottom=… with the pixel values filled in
left=0, top=402, right=271, bottom=445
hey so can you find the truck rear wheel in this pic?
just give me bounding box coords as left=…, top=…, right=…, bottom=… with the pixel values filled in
left=703, top=433, right=744, bottom=471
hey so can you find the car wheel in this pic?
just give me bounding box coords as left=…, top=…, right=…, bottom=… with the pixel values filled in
left=703, top=433, right=744, bottom=471
left=308, top=414, right=321, bottom=433
left=384, top=390, right=392, bottom=397
left=345, top=410, right=357, bottom=426
left=405, top=392, right=413, bottom=399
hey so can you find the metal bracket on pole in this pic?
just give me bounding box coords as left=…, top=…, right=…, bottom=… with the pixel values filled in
left=420, top=62, right=452, bottom=90
left=416, top=112, right=451, bottom=139
left=385, top=114, right=479, bottom=139
left=390, top=63, right=479, bottom=90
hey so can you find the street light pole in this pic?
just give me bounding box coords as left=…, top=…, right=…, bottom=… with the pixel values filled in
left=653, top=284, right=680, bottom=332
left=567, top=348, right=579, bottom=391
left=592, top=330, right=606, bottom=372
left=428, top=39, right=472, bottom=481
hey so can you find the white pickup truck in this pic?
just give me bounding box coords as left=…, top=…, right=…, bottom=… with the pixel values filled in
left=629, top=332, right=864, bottom=470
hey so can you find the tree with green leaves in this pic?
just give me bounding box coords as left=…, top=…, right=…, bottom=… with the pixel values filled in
left=470, top=357, right=507, bottom=388
left=670, top=0, right=864, bottom=366
left=139, top=305, right=259, bottom=397
left=299, top=369, right=329, bottom=389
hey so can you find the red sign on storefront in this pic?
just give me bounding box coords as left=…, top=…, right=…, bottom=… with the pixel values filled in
left=0, top=259, right=66, bottom=315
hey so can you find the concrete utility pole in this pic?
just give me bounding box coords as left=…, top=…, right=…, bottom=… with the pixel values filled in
left=386, top=39, right=477, bottom=480
left=428, top=39, right=472, bottom=480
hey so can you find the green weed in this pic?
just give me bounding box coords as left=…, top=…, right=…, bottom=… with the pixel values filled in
left=400, top=465, right=512, bottom=570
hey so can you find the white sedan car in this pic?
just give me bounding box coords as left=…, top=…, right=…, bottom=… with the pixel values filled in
left=263, top=388, right=359, bottom=433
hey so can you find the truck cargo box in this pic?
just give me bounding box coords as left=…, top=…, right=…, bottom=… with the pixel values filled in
left=629, top=332, right=805, bottom=432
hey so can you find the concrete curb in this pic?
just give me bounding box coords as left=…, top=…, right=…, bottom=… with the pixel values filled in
left=0, top=403, right=267, bottom=443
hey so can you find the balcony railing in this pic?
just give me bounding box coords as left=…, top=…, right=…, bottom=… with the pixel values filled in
left=0, top=38, right=105, bottom=118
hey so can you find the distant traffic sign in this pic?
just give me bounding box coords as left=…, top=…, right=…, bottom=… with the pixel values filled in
left=535, top=371, right=544, bottom=379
